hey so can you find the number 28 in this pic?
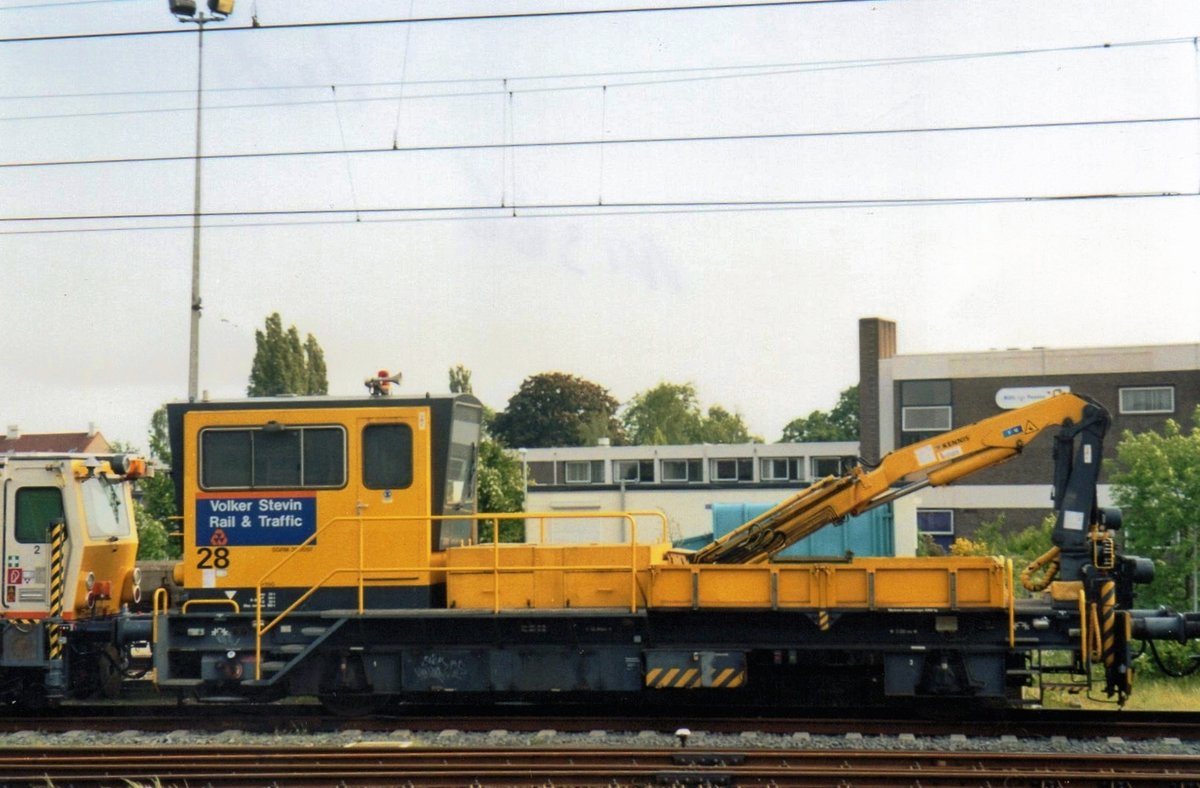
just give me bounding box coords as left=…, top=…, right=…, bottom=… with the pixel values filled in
left=196, top=547, right=230, bottom=569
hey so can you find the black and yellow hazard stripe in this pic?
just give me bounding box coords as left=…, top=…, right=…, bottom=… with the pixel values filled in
left=817, top=610, right=830, bottom=631
left=48, top=520, right=66, bottom=661
left=644, top=666, right=746, bottom=689
left=708, top=667, right=745, bottom=688
left=645, top=667, right=701, bottom=689
left=1098, top=579, right=1116, bottom=669
left=5, top=618, right=39, bottom=627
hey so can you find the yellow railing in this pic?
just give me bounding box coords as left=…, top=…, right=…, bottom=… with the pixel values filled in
left=251, top=509, right=669, bottom=680
left=1006, top=558, right=1015, bottom=649
left=152, top=586, right=169, bottom=645
left=182, top=598, right=240, bottom=614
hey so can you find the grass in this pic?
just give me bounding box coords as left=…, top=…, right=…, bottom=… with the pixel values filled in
left=1041, top=673, right=1200, bottom=711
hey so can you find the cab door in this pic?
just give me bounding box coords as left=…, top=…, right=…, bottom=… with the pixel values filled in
left=355, top=410, right=432, bottom=596
left=2, top=467, right=65, bottom=617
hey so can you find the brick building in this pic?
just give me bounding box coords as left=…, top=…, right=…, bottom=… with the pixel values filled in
left=859, top=317, right=1200, bottom=545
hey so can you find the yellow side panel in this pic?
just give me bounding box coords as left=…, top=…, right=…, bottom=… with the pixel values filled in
left=446, top=543, right=668, bottom=609
left=775, top=567, right=818, bottom=607
left=646, top=557, right=1008, bottom=611
left=828, top=568, right=870, bottom=606
left=564, top=545, right=637, bottom=607
left=697, top=567, right=771, bottom=607
left=446, top=545, right=537, bottom=608
left=448, top=551, right=1010, bottom=611
left=648, top=566, right=695, bottom=607
left=956, top=566, right=999, bottom=605
left=874, top=568, right=950, bottom=607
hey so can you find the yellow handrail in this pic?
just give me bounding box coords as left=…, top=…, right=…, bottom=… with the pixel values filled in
left=182, top=598, right=240, bottom=614
left=151, top=586, right=168, bottom=644
left=1007, top=558, right=1015, bottom=649
left=251, top=509, right=668, bottom=681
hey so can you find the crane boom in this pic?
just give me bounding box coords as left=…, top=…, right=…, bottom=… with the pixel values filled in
left=690, top=392, right=1108, bottom=565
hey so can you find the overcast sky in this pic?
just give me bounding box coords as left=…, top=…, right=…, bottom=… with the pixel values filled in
left=1, top=0, right=1198, bottom=451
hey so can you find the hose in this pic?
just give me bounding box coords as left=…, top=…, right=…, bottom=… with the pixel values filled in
left=1020, top=546, right=1061, bottom=592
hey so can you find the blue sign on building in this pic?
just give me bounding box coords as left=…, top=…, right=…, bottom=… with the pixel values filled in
left=195, top=495, right=317, bottom=546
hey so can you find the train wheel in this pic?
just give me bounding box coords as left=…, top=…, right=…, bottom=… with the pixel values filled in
left=98, top=644, right=124, bottom=699
left=18, top=681, right=48, bottom=711
left=317, top=652, right=389, bottom=717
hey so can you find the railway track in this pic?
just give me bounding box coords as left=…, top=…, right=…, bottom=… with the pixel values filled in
left=6, top=701, right=1200, bottom=741
left=1, top=746, right=1198, bottom=786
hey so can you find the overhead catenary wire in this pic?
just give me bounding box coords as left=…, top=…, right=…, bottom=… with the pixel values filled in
left=0, top=191, right=1192, bottom=232
left=0, top=0, right=892, bottom=45
left=1, top=35, right=1191, bottom=104
left=3, top=35, right=1195, bottom=124
left=4, top=115, right=1197, bottom=170
left=0, top=0, right=136, bottom=9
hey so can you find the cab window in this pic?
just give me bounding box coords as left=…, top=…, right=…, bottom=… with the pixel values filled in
left=15, top=487, right=64, bottom=543
left=81, top=477, right=132, bottom=539
left=445, top=403, right=481, bottom=507
left=362, top=424, right=413, bottom=490
left=200, top=426, right=346, bottom=490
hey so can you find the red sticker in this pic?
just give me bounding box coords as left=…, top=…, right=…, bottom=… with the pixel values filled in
left=210, top=528, right=229, bottom=547
left=6, top=567, right=23, bottom=586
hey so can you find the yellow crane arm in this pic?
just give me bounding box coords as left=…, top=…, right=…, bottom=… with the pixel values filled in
left=689, top=392, right=1102, bottom=564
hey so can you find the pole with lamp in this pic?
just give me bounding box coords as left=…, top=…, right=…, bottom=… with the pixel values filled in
left=168, top=0, right=234, bottom=402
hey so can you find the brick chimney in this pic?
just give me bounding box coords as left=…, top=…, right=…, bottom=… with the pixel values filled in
left=858, top=317, right=896, bottom=464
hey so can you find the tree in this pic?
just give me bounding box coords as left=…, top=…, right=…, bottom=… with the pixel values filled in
left=697, top=404, right=760, bottom=444
left=476, top=439, right=525, bottom=543
left=622, top=382, right=761, bottom=445
left=781, top=384, right=859, bottom=442
left=1111, top=407, right=1200, bottom=611
left=448, top=364, right=473, bottom=397
left=491, top=372, right=623, bottom=448
left=138, top=406, right=182, bottom=559
left=111, top=434, right=175, bottom=561
left=247, top=312, right=328, bottom=396
left=622, top=382, right=703, bottom=445
left=303, top=334, right=328, bottom=395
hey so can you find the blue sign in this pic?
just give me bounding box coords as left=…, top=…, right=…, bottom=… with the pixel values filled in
left=1002, top=425, right=1024, bottom=438
left=196, top=495, right=317, bottom=547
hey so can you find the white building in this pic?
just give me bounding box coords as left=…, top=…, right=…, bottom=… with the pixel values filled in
left=521, top=440, right=859, bottom=547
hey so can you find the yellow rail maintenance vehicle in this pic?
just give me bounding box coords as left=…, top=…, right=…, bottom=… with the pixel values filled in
left=0, top=453, right=147, bottom=707
left=151, top=377, right=1200, bottom=713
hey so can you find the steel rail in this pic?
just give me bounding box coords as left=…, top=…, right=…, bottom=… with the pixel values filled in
left=0, top=748, right=1197, bottom=785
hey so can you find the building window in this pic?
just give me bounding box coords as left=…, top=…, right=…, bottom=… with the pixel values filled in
left=1119, top=386, right=1175, bottom=415
left=613, top=459, right=654, bottom=483
left=201, top=425, right=347, bottom=490
left=711, top=458, right=753, bottom=482
left=810, top=456, right=846, bottom=478
left=901, top=379, right=952, bottom=445
left=902, top=406, right=952, bottom=432
left=661, top=459, right=702, bottom=483
left=917, top=508, right=955, bottom=550
left=564, top=461, right=593, bottom=484
left=917, top=509, right=954, bottom=535
left=761, top=457, right=802, bottom=481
